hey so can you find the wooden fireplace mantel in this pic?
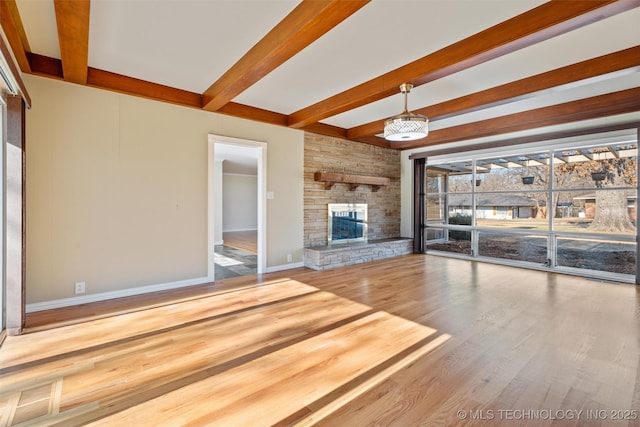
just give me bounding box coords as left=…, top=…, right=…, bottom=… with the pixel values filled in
left=314, top=172, right=390, bottom=192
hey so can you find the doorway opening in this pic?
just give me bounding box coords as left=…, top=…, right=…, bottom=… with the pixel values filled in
left=207, top=135, right=266, bottom=281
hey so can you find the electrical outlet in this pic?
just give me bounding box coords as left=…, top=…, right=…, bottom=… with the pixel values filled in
left=287, top=254, right=292, bottom=262
left=75, top=281, right=86, bottom=295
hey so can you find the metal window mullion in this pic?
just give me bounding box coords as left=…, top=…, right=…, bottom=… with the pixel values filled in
left=548, top=149, right=556, bottom=267
left=443, top=172, right=449, bottom=242
left=553, top=230, right=636, bottom=241
left=414, top=158, right=426, bottom=253
left=471, top=159, right=478, bottom=257
left=471, top=159, right=477, bottom=227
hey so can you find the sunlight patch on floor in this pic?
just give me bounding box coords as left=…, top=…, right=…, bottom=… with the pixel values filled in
left=213, top=253, right=244, bottom=266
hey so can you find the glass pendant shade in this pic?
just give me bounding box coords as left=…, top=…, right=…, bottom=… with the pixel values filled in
left=384, top=83, right=429, bottom=142
left=384, top=114, right=429, bottom=141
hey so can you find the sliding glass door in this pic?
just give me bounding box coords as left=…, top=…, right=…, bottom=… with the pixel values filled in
left=424, top=129, right=638, bottom=283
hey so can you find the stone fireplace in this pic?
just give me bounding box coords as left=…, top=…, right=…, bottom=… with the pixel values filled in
left=304, top=133, right=401, bottom=248
left=303, top=133, right=412, bottom=270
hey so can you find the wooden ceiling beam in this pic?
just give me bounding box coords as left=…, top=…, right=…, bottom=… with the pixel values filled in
left=300, top=122, right=349, bottom=140
left=0, top=0, right=31, bottom=72
left=28, top=53, right=203, bottom=108
left=353, top=135, right=392, bottom=148
left=54, top=0, right=90, bottom=84
left=27, top=53, right=300, bottom=129
left=299, top=123, right=390, bottom=147
left=0, top=16, right=31, bottom=106
left=217, top=102, right=288, bottom=127
left=410, top=122, right=640, bottom=159
left=24, top=49, right=640, bottom=153
left=348, top=46, right=640, bottom=140
left=2, top=0, right=30, bottom=51
left=201, top=0, right=370, bottom=112
left=87, top=68, right=202, bottom=109
left=395, top=87, right=640, bottom=150
left=27, top=52, right=63, bottom=79
left=288, top=0, right=639, bottom=129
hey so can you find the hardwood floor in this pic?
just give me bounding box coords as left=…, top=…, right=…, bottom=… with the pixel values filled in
left=2, top=255, right=640, bottom=426
left=222, top=230, right=257, bottom=254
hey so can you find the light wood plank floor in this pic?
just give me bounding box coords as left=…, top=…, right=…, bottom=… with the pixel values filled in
left=2, top=255, right=640, bottom=426
left=222, top=230, right=257, bottom=254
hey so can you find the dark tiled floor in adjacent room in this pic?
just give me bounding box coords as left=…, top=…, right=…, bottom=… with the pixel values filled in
left=214, top=245, right=257, bottom=279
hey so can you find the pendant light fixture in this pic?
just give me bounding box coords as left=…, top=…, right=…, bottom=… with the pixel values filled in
left=384, top=83, right=428, bottom=141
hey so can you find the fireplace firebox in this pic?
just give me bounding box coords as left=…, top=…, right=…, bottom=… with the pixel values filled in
left=328, top=203, right=367, bottom=244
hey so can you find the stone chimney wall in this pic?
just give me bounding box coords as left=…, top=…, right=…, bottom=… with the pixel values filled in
left=304, top=132, right=401, bottom=248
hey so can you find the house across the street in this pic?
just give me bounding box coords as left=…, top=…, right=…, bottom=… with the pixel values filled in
left=448, top=194, right=540, bottom=219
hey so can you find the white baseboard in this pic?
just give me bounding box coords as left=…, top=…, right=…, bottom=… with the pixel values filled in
left=266, top=262, right=304, bottom=273
left=26, top=276, right=211, bottom=313
left=27, top=262, right=307, bottom=313
left=223, top=228, right=258, bottom=232
left=215, top=240, right=224, bottom=245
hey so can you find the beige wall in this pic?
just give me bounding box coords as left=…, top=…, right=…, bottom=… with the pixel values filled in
left=25, top=75, right=303, bottom=304
left=223, top=173, right=258, bottom=231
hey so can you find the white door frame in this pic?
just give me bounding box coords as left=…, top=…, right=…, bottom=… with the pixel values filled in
left=0, top=98, right=5, bottom=334
left=207, top=134, right=267, bottom=281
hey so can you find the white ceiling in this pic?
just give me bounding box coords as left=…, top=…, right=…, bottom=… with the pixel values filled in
left=233, top=0, right=550, bottom=118
left=11, top=0, right=640, bottom=150
left=325, top=6, right=640, bottom=130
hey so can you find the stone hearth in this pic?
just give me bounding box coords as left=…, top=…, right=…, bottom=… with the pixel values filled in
left=303, top=237, right=412, bottom=270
